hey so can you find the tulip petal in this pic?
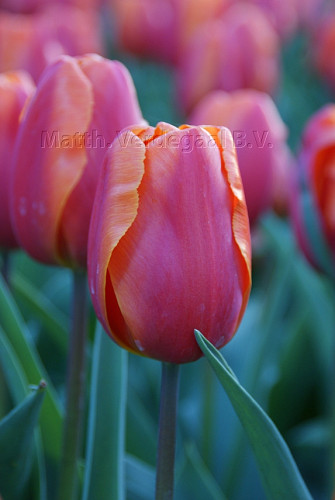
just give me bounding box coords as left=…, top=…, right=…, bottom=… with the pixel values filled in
left=88, top=130, right=146, bottom=352
left=11, top=56, right=93, bottom=265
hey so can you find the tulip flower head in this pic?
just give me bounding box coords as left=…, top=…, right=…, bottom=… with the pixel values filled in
left=108, top=0, right=229, bottom=65
left=0, top=71, right=35, bottom=249
left=177, top=2, right=279, bottom=113
left=0, top=5, right=103, bottom=82
left=291, top=104, right=335, bottom=275
left=11, top=54, right=146, bottom=268
left=88, top=122, right=251, bottom=363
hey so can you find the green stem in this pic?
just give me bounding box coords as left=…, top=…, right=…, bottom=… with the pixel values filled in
left=57, top=271, right=88, bottom=500
left=155, top=362, right=180, bottom=500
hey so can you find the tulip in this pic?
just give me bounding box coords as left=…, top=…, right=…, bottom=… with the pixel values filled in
left=0, top=5, right=103, bottom=82
left=189, top=90, right=291, bottom=224
left=88, top=122, right=251, bottom=364
left=11, top=54, right=146, bottom=269
left=0, top=71, right=35, bottom=249
left=108, top=0, right=229, bottom=65
left=177, top=3, right=280, bottom=113
left=290, top=104, right=335, bottom=273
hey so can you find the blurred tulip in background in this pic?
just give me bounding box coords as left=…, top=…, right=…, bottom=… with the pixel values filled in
left=108, top=0, right=229, bottom=65
left=88, top=122, right=251, bottom=363
left=290, top=104, right=335, bottom=272
left=177, top=2, right=279, bottom=113
left=0, top=0, right=100, bottom=13
left=0, top=71, right=35, bottom=249
left=0, top=5, right=103, bottom=82
left=11, top=54, right=146, bottom=269
left=189, top=89, right=291, bottom=224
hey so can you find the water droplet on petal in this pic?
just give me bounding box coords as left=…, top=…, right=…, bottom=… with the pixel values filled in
left=134, top=339, right=145, bottom=352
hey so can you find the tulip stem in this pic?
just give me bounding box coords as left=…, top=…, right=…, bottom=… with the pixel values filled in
left=57, top=270, right=88, bottom=500
left=155, top=362, right=180, bottom=500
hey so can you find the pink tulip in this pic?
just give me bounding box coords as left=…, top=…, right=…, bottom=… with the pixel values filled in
left=108, top=0, right=229, bottom=65
left=189, top=90, right=290, bottom=224
left=0, top=71, right=35, bottom=248
left=177, top=3, right=280, bottom=113
left=88, top=122, right=251, bottom=363
left=0, top=5, right=103, bottom=82
left=11, top=54, right=146, bottom=268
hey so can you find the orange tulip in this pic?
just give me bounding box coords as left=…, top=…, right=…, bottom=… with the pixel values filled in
left=88, top=122, right=251, bottom=363
left=0, top=71, right=35, bottom=248
left=11, top=54, right=146, bottom=268
left=177, top=3, right=279, bottom=113
left=291, top=104, right=335, bottom=272
left=189, top=90, right=291, bottom=224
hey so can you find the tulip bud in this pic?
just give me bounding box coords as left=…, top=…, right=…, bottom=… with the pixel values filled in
left=11, top=54, right=146, bottom=268
left=0, top=71, right=35, bottom=249
left=88, top=123, right=251, bottom=363
left=108, top=0, right=229, bottom=65
left=290, top=104, right=335, bottom=275
left=189, top=90, right=291, bottom=225
left=0, top=5, right=103, bottom=82
left=177, top=3, right=279, bottom=113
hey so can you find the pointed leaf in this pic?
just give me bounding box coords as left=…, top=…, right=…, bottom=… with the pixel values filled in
left=0, top=383, right=46, bottom=500
left=195, top=330, right=313, bottom=500
left=0, top=327, right=47, bottom=500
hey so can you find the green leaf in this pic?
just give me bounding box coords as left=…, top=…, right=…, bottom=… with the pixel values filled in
left=82, top=324, right=127, bottom=500
left=184, top=442, right=227, bottom=500
left=0, top=273, right=62, bottom=461
left=0, top=326, right=28, bottom=402
left=0, top=327, right=47, bottom=500
left=0, top=383, right=46, bottom=500
left=125, top=455, right=155, bottom=500
left=11, top=273, right=68, bottom=353
left=194, top=330, right=313, bottom=500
